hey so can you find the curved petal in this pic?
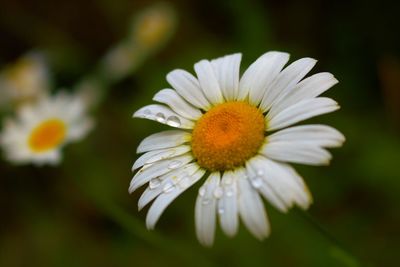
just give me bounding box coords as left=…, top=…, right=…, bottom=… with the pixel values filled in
left=269, top=72, right=338, bottom=118
left=166, top=69, right=211, bottom=110
left=153, top=89, right=203, bottom=120
left=238, top=51, right=290, bottom=106
left=146, top=168, right=206, bottom=229
left=248, top=155, right=312, bottom=209
left=195, top=172, right=220, bottom=246
left=260, top=57, right=317, bottom=112
left=267, top=97, right=340, bottom=131
left=260, top=141, right=333, bottom=165
left=138, top=163, right=200, bottom=210
left=211, top=53, right=242, bottom=101
left=129, top=153, right=193, bottom=193
left=133, top=104, right=195, bottom=129
left=194, top=60, right=224, bottom=105
left=267, top=124, right=345, bottom=148
left=246, top=164, right=288, bottom=212
left=237, top=168, right=270, bottom=240
left=137, top=130, right=191, bottom=153
left=218, top=171, right=239, bottom=237
left=132, top=145, right=191, bottom=171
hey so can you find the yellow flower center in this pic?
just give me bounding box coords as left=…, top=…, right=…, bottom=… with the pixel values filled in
left=135, top=10, right=172, bottom=47
left=191, top=101, right=265, bottom=171
left=28, top=119, right=67, bottom=152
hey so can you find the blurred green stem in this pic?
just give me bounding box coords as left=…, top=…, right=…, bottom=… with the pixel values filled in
left=296, top=210, right=365, bottom=267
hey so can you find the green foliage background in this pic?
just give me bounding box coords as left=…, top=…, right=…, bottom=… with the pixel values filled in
left=0, top=0, right=399, bottom=266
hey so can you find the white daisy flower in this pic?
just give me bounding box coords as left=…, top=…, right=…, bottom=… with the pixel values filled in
left=130, top=51, right=345, bottom=246
left=0, top=53, right=50, bottom=108
left=130, top=3, right=176, bottom=52
left=0, top=92, right=93, bottom=165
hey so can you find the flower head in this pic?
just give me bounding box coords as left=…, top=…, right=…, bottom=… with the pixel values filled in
left=130, top=3, right=176, bottom=51
left=0, top=92, right=93, bottom=165
left=0, top=53, right=50, bottom=108
left=130, top=52, right=345, bottom=246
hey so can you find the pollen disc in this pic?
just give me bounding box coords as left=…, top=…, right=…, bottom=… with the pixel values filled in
left=191, top=101, right=265, bottom=171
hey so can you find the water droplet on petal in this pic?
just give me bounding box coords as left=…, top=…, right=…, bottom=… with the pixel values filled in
left=218, top=202, right=225, bottom=214
left=251, top=177, right=263, bottom=188
left=166, top=116, right=181, bottom=127
left=163, top=182, right=175, bottom=193
left=213, top=187, right=223, bottom=199
left=143, top=109, right=151, bottom=116
left=256, top=169, right=264, bottom=176
left=202, top=198, right=211, bottom=205
left=168, top=160, right=182, bottom=169
left=149, top=178, right=161, bottom=189
left=225, top=187, right=234, bottom=197
left=155, top=112, right=166, bottom=123
left=198, top=186, right=206, bottom=197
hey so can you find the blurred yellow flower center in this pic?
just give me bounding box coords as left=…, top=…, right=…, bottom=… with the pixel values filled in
left=135, top=10, right=172, bottom=47
left=5, top=58, right=37, bottom=91
left=28, top=119, right=66, bottom=152
left=191, top=101, right=265, bottom=171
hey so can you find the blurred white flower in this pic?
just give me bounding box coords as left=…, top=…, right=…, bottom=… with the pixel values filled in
left=100, top=3, right=176, bottom=81
left=0, top=53, right=50, bottom=108
left=101, top=42, right=146, bottom=81
left=0, top=92, right=93, bottom=165
left=130, top=51, right=345, bottom=246
left=131, top=3, right=176, bottom=52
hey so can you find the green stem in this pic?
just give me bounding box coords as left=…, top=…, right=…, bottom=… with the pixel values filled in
left=296, top=209, right=365, bottom=267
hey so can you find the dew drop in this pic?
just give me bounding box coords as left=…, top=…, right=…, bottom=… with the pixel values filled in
left=198, top=186, right=206, bottom=197
left=213, top=187, right=223, bottom=199
left=166, top=116, right=181, bottom=127
left=202, top=198, right=211, bottom=205
left=155, top=112, right=166, bottom=122
left=143, top=109, right=152, bottom=116
left=225, top=187, right=234, bottom=197
left=256, top=169, right=264, bottom=176
left=162, top=182, right=175, bottom=193
left=168, top=160, right=182, bottom=169
left=149, top=178, right=161, bottom=189
left=251, top=177, right=263, bottom=188
left=218, top=202, right=225, bottom=214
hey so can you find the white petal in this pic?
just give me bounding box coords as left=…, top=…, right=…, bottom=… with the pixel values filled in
left=194, top=60, right=224, bottom=105
left=218, top=171, right=239, bottom=237
left=211, top=53, right=242, bottom=101
left=269, top=72, right=338, bottom=118
left=137, top=130, right=191, bottom=153
left=67, top=117, right=94, bottom=141
left=129, top=153, right=193, bottom=193
left=195, top=172, right=220, bottom=246
left=238, top=51, right=290, bottom=105
left=133, top=104, right=195, bottom=129
left=261, top=141, right=332, bottom=165
left=260, top=57, right=317, bottom=112
left=153, top=89, right=202, bottom=120
left=245, top=165, right=288, bottom=212
left=248, top=155, right=312, bottom=209
left=146, top=168, right=206, bottom=229
left=166, top=69, right=211, bottom=110
left=267, top=97, right=340, bottom=131
left=132, top=145, right=191, bottom=171
left=237, top=168, right=270, bottom=240
left=138, top=163, right=200, bottom=210
left=267, top=125, right=345, bottom=148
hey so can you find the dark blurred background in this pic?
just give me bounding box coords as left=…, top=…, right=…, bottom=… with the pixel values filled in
left=0, top=0, right=399, bottom=266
